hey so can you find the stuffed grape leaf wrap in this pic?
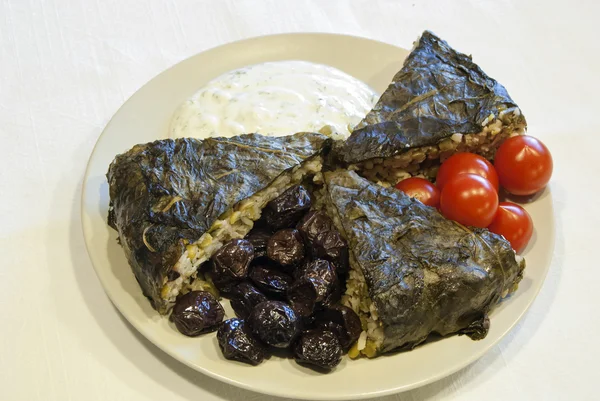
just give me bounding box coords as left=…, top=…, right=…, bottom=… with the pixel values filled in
left=107, top=133, right=329, bottom=314
left=322, top=169, right=525, bottom=355
left=333, top=31, right=527, bottom=185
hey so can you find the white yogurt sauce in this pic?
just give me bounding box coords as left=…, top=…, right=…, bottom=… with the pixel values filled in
left=169, top=61, right=378, bottom=140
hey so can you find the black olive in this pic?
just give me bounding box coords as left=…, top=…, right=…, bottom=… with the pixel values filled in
left=295, top=259, right=336, bottom=283
left=249, top=265, right=293, bottom=298
left=299, top=313, right=317, bottom=329
left=229, top=282, right=268, bottom=319
left=313, top=230, right=349, bottom=275
left=296, top=210, right=334, bottom=246
left=323, top=278, right=342, bottom=307
left=244, top=229, right=272, bottom=259
left=263, top=185, right=312, bottom=230
left=209, top=239, right=254, bottom=292
left=287, top=276, right=329, bottom=317
left=288, top=259, right=338, bottom=317
left=267, top=229, right=305, bottom=267
left=217, top=318, right=267, bottom=366
left=314, top=305, right=361, bottom=351
left=248, top=301, right=300, bottom=348
left=170, top=291, right=224, bottom=337
left=293, top=329, right=343, bottom=369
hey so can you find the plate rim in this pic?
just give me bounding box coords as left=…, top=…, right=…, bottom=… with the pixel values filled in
left=81, top=32, right=556, bottom=400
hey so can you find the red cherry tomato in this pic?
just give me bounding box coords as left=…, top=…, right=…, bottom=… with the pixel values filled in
left=488, top=202, right=533, bottom=253
left=436, top=152, right=499, bottom=192
left=395, top=177, right=440, bottom=208
left=440, top=174, right=499, bottom=228
left=494, top=135, right=553, bottom=196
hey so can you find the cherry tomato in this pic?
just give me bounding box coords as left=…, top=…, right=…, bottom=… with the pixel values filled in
left=494, top=135, right=553, bottom=196
left=395, top=177, right=440, bottom=208
left=440, top=174, right=499, bottom=228
left=436, top=152, right=499, bottom=192
left=488, top=202, right=533, bottom=253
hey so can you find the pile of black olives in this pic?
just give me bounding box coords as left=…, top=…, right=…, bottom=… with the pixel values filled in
left=170, top=185, right=361, bottom=371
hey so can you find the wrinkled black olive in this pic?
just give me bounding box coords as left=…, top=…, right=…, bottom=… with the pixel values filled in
left=313, top=230, right=349, bottom=275
left=249, top=266, right=293, bottom=298
left=267, top=229, right=305, bottom=267
left=248, top=301, right=300, bottom=348
left=288, top=260, right=337, bottom=317
left=263, top=185, right=312, bottom=230
left=323, top=278, right=342, bottom=307
left=170, top=291, right=224, bottom=336
left=296, top=210, right=334, bottom=246
left=217, top=318, right=267, bottom=366
left=315, top=305, right=361, bottom=351
left=230, top=282, right=268, bottom=319
left=209, top=239, right=254, bottom=292
left=245, top=229, right=272, bottom=259
left=293, top=329, right=343, bottom=369
left=300, top=313, right=317, bottom=328
left=288, top=276, right=330, bottom=317
left=295, top=259, right=336, bottom=283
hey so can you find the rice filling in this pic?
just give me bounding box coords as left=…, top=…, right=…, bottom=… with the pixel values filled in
left=353, top=111, right=525, bottom=187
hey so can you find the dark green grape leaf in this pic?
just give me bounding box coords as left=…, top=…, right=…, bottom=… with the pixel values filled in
left=323, top=170, right=524, bottom=353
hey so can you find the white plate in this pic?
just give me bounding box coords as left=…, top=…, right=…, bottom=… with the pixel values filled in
left=81, top=33, right=555, bottom=400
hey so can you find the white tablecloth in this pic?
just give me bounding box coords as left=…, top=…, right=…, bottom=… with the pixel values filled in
left=1, top=0, right=598, bottom=400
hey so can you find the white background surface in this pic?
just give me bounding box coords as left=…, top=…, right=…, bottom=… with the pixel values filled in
left=1, top=0, right=598, bottom=400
